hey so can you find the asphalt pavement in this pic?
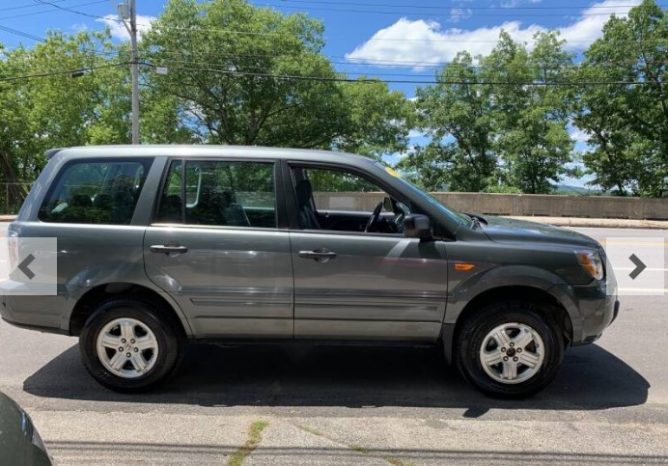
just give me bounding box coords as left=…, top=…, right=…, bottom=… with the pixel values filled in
left=1, top=225, right=667, bottom=465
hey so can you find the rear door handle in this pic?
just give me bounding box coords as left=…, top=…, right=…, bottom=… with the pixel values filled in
left=150, top=244, right=189, bottom=255
left=298, top=249, right=337, bottom=262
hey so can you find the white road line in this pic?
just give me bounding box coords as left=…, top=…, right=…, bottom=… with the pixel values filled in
left=617, top=287, right=668, bottom=293
left=613, top=267, right=668, bottom=272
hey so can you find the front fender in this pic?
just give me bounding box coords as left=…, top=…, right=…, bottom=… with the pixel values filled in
left=445, top=264, right=581, bottom=336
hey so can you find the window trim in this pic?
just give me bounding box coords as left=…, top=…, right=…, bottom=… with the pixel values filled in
left=37, top=157, right=154, bottom=226
left=151, top=157, right=283, bottom=230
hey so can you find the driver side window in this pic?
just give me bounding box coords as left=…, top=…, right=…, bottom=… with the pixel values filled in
left=291, top=166, right=410, bottom=234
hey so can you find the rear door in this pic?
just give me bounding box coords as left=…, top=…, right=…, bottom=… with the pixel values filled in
left=144, top=158, right=293, bottom=338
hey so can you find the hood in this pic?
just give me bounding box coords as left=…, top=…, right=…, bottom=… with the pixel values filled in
left=480, top=216, right=601, bottom=249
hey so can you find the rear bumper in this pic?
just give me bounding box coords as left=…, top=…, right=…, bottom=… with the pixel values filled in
left=0, top=294, right=67, bottom=335
left=1, top=315, right=69, bottom=335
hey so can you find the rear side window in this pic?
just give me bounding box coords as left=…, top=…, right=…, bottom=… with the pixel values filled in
left=156, top=159, right=276, bottom=228
left=39, top=158, right=153, bottom=224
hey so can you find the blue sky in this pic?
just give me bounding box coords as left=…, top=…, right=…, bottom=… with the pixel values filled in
left=0, top=0, right=646, bottom=94
left=0, top=0, right=650, bottom=186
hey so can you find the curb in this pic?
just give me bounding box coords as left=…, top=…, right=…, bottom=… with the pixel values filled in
left=508, top=216, right=668, bottom=230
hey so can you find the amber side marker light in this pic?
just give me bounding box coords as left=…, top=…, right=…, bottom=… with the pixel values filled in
left=454, top=263, right=475, bottom=271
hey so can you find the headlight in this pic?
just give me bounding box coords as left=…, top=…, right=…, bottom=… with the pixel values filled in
left=575, top=250, right=604, bottom=280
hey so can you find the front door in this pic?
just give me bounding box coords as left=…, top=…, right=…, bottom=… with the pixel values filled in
left=287, top=164, right=448, bottom=341
left=144, top=158, right=293, bottom=338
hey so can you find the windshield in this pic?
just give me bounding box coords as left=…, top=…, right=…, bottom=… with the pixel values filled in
left=380, top=165, right=471, bottom=226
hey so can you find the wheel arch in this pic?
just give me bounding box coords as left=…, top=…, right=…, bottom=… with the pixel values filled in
left=442, top=285, right=574, bottom=364
left=68, top=282, right=192, bottom=337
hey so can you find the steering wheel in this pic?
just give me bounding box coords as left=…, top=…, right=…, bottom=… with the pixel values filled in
left=364, top=201, right=384, bottom=233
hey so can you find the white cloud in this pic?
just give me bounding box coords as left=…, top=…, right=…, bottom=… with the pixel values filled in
left=449, top=8, right=473, bottom=23
left=569, top=126, right=590, bottom=143
left=345, top=0, right=639, bottom=69
left=97, top=14, right=156, bottom=41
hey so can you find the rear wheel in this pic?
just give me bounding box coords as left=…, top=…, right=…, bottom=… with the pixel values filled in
left=456, top=302, right=564, bottom=398
left=80, top=299, right=183, bottom=392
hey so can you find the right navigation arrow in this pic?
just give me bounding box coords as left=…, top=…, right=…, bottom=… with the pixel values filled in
left=628, top=253, right=647, bottom=280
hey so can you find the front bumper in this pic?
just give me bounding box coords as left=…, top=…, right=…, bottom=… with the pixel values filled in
left=571, top=282, right=619, bottom=345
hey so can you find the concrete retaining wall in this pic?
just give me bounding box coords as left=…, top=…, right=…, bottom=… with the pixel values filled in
left=313, top=192, right=668, bottom=220
left=3, top=193, right=668, bottom=221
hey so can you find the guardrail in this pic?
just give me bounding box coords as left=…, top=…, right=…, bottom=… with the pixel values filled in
left=314, top=192, right=668, bottom=220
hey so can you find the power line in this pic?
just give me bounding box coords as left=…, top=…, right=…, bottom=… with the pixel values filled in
left=0, top=0, right=107, bottom=21
left=151, top=49, right=668, bottom=71
left=0, top=0, right=70, bottom=13
left=0, top=24, right=45, bottom=42
left=258, top=1, right=648, bottom=18
left=262, top=0, right=660, bottom=10
left=144, top=59, right=665, bottom=86
left=0, top=22, right=124, bottom=60
left=0, top=61, right=128, bottom=82
left=25, top=0, right=652, bottom=44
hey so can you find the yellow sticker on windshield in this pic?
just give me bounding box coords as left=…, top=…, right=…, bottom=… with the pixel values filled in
left=385, top=166, right=400, bottom=177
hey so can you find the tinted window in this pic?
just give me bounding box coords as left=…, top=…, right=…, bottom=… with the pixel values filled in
left=39, top=159, right=152, bottom=224
left=156, top=160, right=276, bottom=228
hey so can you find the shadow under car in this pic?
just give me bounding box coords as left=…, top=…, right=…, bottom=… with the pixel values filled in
left=23, top=342, right=649, bottom=412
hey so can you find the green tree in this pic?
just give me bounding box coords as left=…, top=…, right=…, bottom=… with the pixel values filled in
left=0, top=31, right=130, bottom=210
left=336, top=78, right=411, bottom=159
left=575, top=0, right=668, bottom=196
left=406, top=51, right=497, bottom=192
left=143, top=0, right=346, bottom=147
left=404, top=32, right=574, bottom=194
left=483, top=31, right=574, bottom=194
left=143, top=0, right=408, bottom=154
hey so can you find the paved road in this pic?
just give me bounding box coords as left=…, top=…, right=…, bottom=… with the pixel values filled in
left=1, top=225, right=667, bottom=465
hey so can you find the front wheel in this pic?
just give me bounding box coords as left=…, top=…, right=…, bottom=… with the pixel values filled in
left=79, top=299, right=183, bottom=392
left=456, top=302, right=564, bottom=398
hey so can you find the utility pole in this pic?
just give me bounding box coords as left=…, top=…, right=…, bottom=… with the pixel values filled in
left=119, top=0, right=139, bottom=144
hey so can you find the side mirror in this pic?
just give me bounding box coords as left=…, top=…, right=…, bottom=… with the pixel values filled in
left=403, top=214, right=432, bottom=240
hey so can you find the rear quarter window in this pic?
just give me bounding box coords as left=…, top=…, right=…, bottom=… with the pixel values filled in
left=39, top=158, right=153, bottom=224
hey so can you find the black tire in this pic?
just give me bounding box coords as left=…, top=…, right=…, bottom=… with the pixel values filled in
left=79, top=298, right=183, bottom=392
left=455, top=301, right=564, bottom=398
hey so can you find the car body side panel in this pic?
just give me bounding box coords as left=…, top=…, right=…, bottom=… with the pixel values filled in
left=2, top=156, right=195, bottom=336
left=442, top=239, right=587, bottom=340
left=144, top=226, right=294, bottom=338
left=290, top=232, right=448, bottom=341
left=2, top=222, right=194, bottom=336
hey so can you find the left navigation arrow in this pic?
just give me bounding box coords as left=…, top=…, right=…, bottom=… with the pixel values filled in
left=17, top=254, right=35, bottom=280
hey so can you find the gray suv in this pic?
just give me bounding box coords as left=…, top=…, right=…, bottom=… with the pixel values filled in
left=1, top=145, right=619, bottom=397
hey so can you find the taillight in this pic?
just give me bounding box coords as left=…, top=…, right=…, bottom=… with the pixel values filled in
left=7, top=232, right=19, bottom=273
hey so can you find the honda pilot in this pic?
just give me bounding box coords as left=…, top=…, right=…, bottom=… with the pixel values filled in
left=0, top=145, right=619, bottom=397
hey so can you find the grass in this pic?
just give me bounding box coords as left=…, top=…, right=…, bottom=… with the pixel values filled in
left=227, top=420, right=269, bottom=466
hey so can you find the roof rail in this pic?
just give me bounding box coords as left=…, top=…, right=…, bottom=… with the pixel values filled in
left=44, top=148, right=62, bottom=160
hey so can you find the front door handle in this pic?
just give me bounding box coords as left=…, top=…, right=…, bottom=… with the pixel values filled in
left=299, top=249, right=337, bottom=262
left=150, top=244, right=189, bottom=255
